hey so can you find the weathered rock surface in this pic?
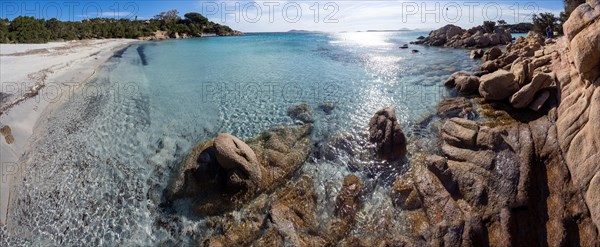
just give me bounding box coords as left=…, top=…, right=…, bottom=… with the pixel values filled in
left=368, top=108, right=407, bottom=159
left=203, top=175, right=325, bottom=247
left=470, top=49, right=484, bottom=59
left=510, top=58, right=531, bottom=86
left=443, top=71, right=470, bottom=87
left=213, top=133, right=262, bottom=186
left=554, top=1, right=600, bottom=233
left=166, top=124, right=313, bottom=216
left=527, top=90, right=550, bottom=111
left=287, top=103, right=314, bottom=123
left=436, top=97, right=475, bottom=119
left=391, top=176, right=422, bottom=210
left=409, top=111, right=599, bottom=246
left=412, top=24, right=511, bottom=48
left=455, top=75, right=480, bottom=94
left=478, top=69, right=518, bottom=100
left=509, top=72, right=555, bottom=108
left=482, top=47, right=502, bottom=61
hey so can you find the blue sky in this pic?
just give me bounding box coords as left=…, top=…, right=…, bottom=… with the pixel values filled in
left=0, top=1, right=565, bottom=32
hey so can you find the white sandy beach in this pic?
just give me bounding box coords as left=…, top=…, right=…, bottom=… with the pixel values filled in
left=0, top=39, right=138, bottom=225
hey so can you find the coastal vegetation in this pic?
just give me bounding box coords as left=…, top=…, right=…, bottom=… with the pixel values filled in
left=0, top=10, right=238, bottom=43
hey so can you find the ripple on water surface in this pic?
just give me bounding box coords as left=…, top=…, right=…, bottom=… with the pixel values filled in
left=1, top=32, right=481, bottom=245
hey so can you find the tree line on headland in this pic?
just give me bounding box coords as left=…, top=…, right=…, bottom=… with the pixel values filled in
left=0, top=10, right=240, bottom=43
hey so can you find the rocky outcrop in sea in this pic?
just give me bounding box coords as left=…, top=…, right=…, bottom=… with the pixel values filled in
left=411, top=24, right=512, bottom=48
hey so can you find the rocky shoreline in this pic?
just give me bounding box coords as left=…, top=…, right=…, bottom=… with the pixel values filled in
left=155, top=2, right=600, bottom=246
left=138, top=30, right=243, bottom=41
left=411, top=24, right=512, bottom=48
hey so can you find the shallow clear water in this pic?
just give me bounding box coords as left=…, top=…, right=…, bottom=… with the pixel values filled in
left=1, top=32, right=481, bottom=245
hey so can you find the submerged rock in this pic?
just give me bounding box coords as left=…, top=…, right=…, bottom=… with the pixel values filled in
left=368, top=108, right=407, bottom=160
left=391, top=176, right=422, bottom=210
left=203, top=175, right=325, bottom=246
left=437, top=97, right=476, bottom=119
left=0, top=125, right=14, bottom=144
left=327, top=175, right=364, bottom=242
left=287, top=103, right=314, bottom=123
left=318, top=102, right=336, bottom=114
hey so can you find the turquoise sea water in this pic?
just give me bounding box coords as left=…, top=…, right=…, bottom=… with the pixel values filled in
left=2, top=32, right=482, bottom=245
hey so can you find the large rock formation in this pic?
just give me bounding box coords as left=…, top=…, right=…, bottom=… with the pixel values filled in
left=440, top=31, right=558, bottom=113
left=200, top=174, right=365, bottom=246
left=368, top=108, right=407, bottom=160
left=478, top=69, right=519, bottom=100
left=554, top=0, right=600, bottom=233
left=422, top=2, right=600, bottom=242
left=411, top=24, right=512, bottom=48
left=389, top=114, right=599, bottom=246
left=165, top=124, right=313, bottom=216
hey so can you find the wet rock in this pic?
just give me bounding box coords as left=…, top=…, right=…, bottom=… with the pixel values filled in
left=318, top=102, right=336, bottom=114
left=0, top=125, right=10, bottom=136
left=334, top=175, right=363, bottom=219
left=327, top=175, right=364, bottom=242
left=322, top=131, right=355, bottom=160
left=287, top=103, right=314, bottom=123
left=1, top=125, right=14, bottom=144
left=266, top=176, right=321, bottom=246
left=436, top=97, right=475, bottom=119
left=391, top=176, right=423, bottom=210
left=368, top=108, right=407, bottom=160
left=214, top=133, right=262, bottom=185
left=4, top=134, right=14, bottom=144
left=478, top=69, right=518, bottom=100
left=166, top=124, right=313, bottom=216
left=454, top=75, right=480, bottom=94
left=399, top=44, right=409, bottom=49
left=470, top=49, right=484, bottom=59
left=202, top=175, right=322, bottom=247
left=509, top=72, right=555, bottom=108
